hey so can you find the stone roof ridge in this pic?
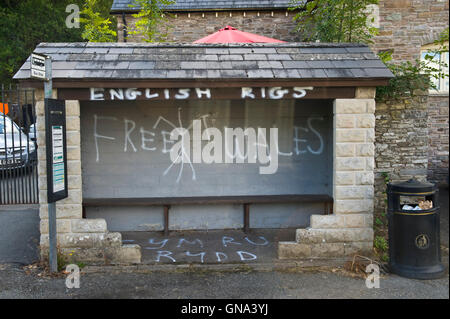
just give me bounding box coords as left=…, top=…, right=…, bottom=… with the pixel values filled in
left=36, top=42, right=370, bottom=49
left=111, top=0, right=298, bottom=12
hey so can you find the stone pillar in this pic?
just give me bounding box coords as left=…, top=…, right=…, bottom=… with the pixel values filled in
left=35, top=90, right=141, bottom=264
left=279, top=88, right=376, bottom=258
left=115, top=14, right=124, bottom=43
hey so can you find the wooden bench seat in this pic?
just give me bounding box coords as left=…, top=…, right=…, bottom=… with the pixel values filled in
left=83, top=194, right=333, bottom=234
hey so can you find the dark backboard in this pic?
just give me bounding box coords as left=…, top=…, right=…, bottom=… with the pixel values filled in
left=80, top=99, right=333, bottom=199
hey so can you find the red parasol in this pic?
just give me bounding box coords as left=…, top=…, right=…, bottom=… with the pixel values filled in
left=193, top=26, right=286, bottom=43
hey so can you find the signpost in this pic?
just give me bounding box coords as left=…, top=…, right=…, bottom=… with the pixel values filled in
left=31, top=53, right=47, bottom=81
left=33, top=53, right=68, bottom=272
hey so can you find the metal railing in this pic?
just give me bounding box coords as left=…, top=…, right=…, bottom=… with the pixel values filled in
left=0, top=84, right=39, bottom=204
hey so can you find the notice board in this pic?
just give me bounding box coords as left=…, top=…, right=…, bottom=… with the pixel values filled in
left=45, top=98, right=68, bottom=203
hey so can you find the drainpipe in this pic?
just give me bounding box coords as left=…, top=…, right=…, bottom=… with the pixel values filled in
left=122, top=12, right=128, bottom=42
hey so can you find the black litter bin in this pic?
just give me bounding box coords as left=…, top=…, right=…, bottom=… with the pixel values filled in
left=387, top=179, right=446, bottom=279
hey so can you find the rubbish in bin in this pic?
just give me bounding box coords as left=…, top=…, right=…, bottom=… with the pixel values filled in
left=418, top=200, right=433, bottom=210
left=401, top=200, right=433, bottom=211
left=401, top=204, right=422, bottom=210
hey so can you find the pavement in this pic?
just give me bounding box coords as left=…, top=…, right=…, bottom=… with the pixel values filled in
left=0, top=187, right=448, bottom=299
left=0, top=205, right=39, bottom=264
left=0, top=262, right=448, bottom=299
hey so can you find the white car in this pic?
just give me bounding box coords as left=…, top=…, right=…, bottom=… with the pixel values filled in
left=28, top=123, right=36, bottom=141
left=0, top=112, right=36, bottom=170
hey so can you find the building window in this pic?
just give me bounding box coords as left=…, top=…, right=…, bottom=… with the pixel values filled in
left=420, top=43, right=449, bottom=94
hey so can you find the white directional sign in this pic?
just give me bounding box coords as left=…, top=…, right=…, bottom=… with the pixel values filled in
left=30, top=53, right=47, bottom=80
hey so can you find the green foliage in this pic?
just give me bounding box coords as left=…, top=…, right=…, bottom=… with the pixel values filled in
left=128, top=0, right=175, bottom=42
left=76, top=262, right=87, bottom=269
left=376, top=28, right=449, bottom=102
left=374, top=236, right=388, bottom=252
left=0, top=0, right=117, bottom=84
left=376, top=53, right=433, bottom=102
left=374, top=233, right=389, bottom=262
left=80, top=0, right=117, bottom=42
left=289, top=0, right=379, bottom=43
left=0, top=0, right=84, bottom=85
left=375, top=217, right=383, bottom=227
left=287, top=2, right=448, bottom=102
left=57, top=247, right=68, bottom=272
left=374, top=212, right=387, bottom=232
left=380, top=172, right=390, bottom=185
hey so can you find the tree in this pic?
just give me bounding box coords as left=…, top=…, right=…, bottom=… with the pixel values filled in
left=80, top=0, right=117, bottom=42
left=0, top=0, right=118, bottom=84
left=0, top=0, right=84, bottom=85
left=289, top=0, right=379, bottom=43
left=128, top=0, right=175, bottom=42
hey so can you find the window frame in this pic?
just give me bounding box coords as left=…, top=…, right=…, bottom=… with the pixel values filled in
left=420, top=42, right=449, bottom=95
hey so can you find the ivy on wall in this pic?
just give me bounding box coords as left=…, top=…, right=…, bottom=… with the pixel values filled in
left=289, top=0, right=379, bottom=43
left=289, top=1, right=448, bottom=101
left=128, top=0, right=175, bottom=42
left=376, top=29, right=449, bottom=102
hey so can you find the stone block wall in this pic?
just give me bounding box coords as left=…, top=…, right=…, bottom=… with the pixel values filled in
left=35, top=90, right=141, bottom=264
left=427, top=95, right=449, bottom=184
left=372, top=0, right=448, bottom=63
left=374, top=92, right=429, bottom=214
left=371, top=0, right=449, bottom=185
left=116, top=10, right=301, bottom=43
left=279, top=89, right=376, bottom=258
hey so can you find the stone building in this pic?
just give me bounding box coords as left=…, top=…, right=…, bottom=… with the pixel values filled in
left=111, top=0, right=449, bottom=191
left=111, top=0, right=303, bottom=43
left=370, top=0, right=449, bottom=189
